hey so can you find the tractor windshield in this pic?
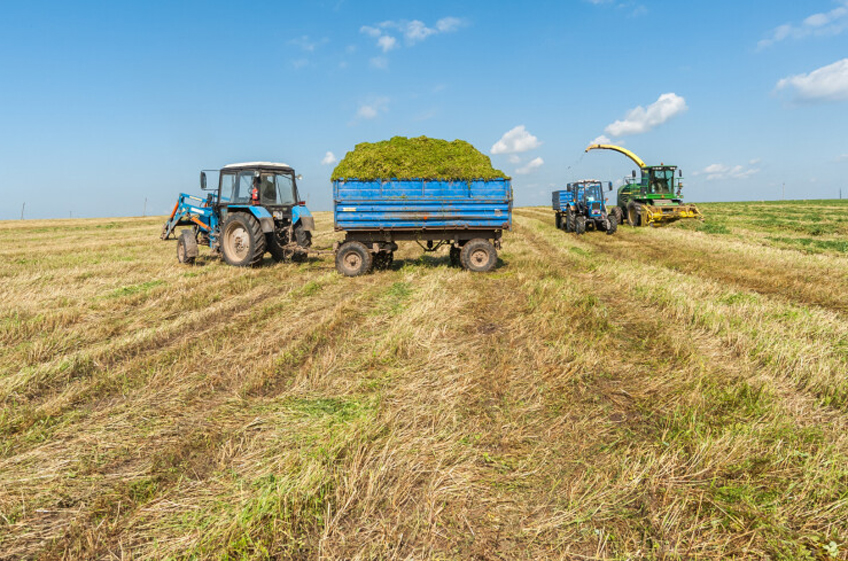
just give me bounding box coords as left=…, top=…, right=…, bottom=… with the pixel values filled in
left=258, top=172, right=296, bottom=206
left=584, top=184, right=603, bottom=202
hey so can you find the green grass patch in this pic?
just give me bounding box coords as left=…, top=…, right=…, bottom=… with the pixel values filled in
left=106, top=280, right=165, bottom=298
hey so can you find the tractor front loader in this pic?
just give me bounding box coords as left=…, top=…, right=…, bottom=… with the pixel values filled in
left=161, top=162, right=314, bottom=266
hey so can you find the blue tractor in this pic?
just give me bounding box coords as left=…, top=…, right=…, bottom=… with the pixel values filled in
left=161, top=162, right=315, bottom=266
left=552, top=179, right=618, bottom=235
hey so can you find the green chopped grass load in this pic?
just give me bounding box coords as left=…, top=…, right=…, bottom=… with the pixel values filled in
left=331, top=136, right=509, bottom=181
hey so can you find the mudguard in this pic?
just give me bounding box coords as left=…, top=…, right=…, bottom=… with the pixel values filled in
left=242, top=205, right=275, bottom=233
left=292, top=205, right=315, bottom=232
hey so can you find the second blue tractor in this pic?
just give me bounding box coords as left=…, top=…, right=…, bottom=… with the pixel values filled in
left=552, top=180, right=619, bottom=235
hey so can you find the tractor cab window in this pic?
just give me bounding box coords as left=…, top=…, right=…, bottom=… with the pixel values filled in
left=219, top=173, right=236, bottom=203
left=584, top=184, right=602, bottom=202
left=260, top=172, right=296, bottom=206
left=231, top=172, right=254, bottom=203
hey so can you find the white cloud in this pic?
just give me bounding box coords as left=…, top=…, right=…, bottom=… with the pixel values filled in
left=321, top=151, right=338, bottom=166
left=694, top=163, right=760, bottom=181
left=369, top=56, right=388, bottom=69
left=356, top=97, right=389, bottom=120
left=289, top=35, right=328, bottom=52
left=837, top=153, right=848, bottom=162
left=377, top=35, right=397, bottom=52
left=508, top=154, right=521, bottom=164
left=776, top=58, right=848, bottom=103
left=360, top=17, right=465, bottom=52
left=604, top=93, right=688, bottom=137
left=515, top=157, right=544, bottom=175
left=291, top=59, right=309, bottom=69
left=749, top=158, right=761, bottom=165
left=590, top=134, right=611, bottom=145
left=759, top=2, right=848, bottom=49
left=491, top=125, right=542, bottom=154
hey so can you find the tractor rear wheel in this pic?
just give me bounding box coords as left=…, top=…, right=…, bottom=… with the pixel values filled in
left=460, top=238, right=497, bottom=273
left=627, top=203, right=642, bottom=227
left=267, top=231, right=289, bottom=262
left=177, top=230, right=198, bottom=264
left=222, top=213, right=266, bottom=267
left=336, top=241, right=372, bottom=276
left=575, top=216, right=586, bottom=234
left=292, top=223, right=311, bottom=262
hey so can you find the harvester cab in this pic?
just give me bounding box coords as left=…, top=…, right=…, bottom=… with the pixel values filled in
left=161, top=162, right=314, bottom=266
left=585, top=144, right=702, bottom=227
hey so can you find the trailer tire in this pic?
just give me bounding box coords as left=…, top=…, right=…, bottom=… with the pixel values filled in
left=336, top=241, right=372, bottom=276
left=555, top=213, right=562, bottom=230
left=460, top=238, right=497, bottom=273
left=627, top=203, right=642, bottom=227
left=449, top=246, right=461, bottom=267
left=373, top=251, right=393, bottom=270
left=177, top=230, right=198, bottom=264
left=222, top=213, right=266, bottom=267
left=575, top=216, right=586, bottom=235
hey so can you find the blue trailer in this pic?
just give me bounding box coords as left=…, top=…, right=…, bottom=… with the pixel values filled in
left=552, top=179, right=617, bottom=235
left=332, top=178, right=513, bottom=275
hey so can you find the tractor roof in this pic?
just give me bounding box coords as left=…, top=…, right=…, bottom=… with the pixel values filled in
left=221, top=162, right=293, bottom=172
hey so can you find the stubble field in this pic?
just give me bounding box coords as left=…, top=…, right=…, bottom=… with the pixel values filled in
left=1, top=200, right=848, bottom=560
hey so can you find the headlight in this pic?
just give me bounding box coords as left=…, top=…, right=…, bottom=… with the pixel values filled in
left=273, top=211, right=283, bottom=220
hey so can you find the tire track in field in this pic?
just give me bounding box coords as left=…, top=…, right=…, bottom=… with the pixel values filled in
left=508, top=216, right=848, bottom=556
left=1, top=272, right=389, bottom=560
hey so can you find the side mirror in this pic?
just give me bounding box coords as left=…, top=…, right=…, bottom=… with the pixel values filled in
left=632, top=170, right=637, bottom=178
left=200, top=171, right=207, bottom=190
left=679, top=169, right=683, bottom=177
left=296, top=174, right=303, bottom=181
left=608, top=182, right=613, bottom=191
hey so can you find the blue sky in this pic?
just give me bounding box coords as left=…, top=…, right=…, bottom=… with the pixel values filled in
left=1, top=0, right=847, bottom=219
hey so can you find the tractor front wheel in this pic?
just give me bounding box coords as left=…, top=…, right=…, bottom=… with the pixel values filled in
left=222, top=213, right=266, bottom=267
left=336, top=241, right=372, bottom=276
left=460, top=238, right=497, bottom=273
left=177, top=230, right=198, bottom=264
left=575, top=216, right=586, bottom=234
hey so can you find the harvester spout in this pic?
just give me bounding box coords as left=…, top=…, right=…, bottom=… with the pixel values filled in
left=585, top=144, right=647, bottom=170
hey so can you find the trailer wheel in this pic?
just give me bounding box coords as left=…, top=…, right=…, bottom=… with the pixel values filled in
left=373, top=251, right=394, bottom=270
left=222, top=213, right=266, bottom=267
left=177, top=230, right=198, bottom=264
left=555, top=214, right=562, bottom=230
left=449, top=246, right=461, bottom=267
left=336, top=241, right=372, bottom=276
left=627, top=203, right=642, bottom=227
left=460, top=238, right=497, bottom=273
left=575, top=216, right=586, bottom=235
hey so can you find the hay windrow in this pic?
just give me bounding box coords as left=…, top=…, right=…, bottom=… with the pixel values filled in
left=331, top=136, right=509, bottom=181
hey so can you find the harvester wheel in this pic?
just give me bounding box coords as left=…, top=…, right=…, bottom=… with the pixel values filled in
left=449, top=246, right=461, bottom=267
left=606, top=214, right=618, bottom=235
left=176, top=230, right=198, bottom=264
left=336, top=241, right=372, bottom=276
left=610, top=206, right=623, bottom=226
left=460, top=238, right=497, bottom=273
left=627, top=203, right=642, bottom=227
left=221, top=213, right=266, bottom=267
left=575, top=216, right=586, bottom=235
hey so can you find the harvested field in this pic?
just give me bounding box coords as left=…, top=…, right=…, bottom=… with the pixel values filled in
left=1, top=200, right=847, bottom=560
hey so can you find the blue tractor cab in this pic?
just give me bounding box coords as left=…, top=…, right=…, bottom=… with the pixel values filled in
left=551, top=179, right=618, bottom=235
left=161, top=162, right=314, bottom=266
